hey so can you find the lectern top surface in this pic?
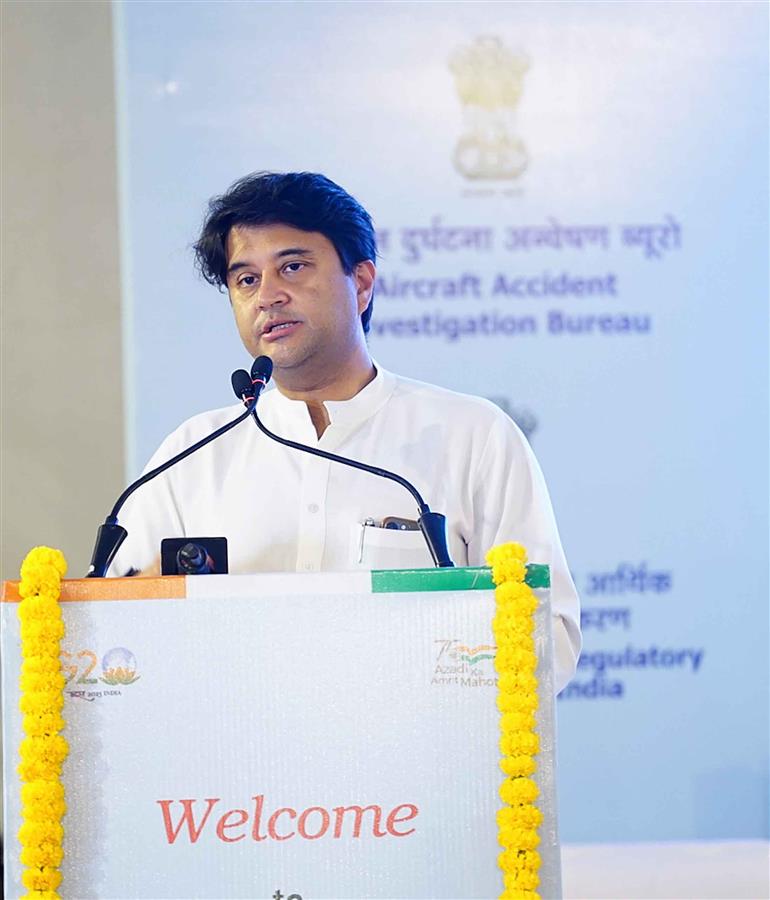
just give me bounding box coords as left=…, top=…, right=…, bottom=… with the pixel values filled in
left=1, top=564, right=550, bottom=603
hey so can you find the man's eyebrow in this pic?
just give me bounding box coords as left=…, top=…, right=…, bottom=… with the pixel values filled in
left=227, top=247, right=314, bottom=276
left=275, top=246, right=314, bottom=259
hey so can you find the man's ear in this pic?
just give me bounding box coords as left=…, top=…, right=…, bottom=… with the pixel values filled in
left=354, top=260, right=376, bottom=316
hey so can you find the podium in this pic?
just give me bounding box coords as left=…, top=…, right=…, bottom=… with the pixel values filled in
left=2, top=567, right=561, bottom=899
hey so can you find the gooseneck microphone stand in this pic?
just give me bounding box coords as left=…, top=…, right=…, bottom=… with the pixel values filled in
left=232, top=358, right=455, bottom=568
left=85, top=377, right=269, bottom=577
left=86, top=356, right=453, bottom=577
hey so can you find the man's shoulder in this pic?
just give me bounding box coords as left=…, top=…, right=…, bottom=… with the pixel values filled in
left=386, top=370, right=511, bottom=424
left=152, top=401, right=247, bottom=456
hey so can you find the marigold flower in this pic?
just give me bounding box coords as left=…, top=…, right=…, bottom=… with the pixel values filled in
left=18, top=734, right=68, bottom=764
left=493, top=613, right=534, bottom=637
left=20, top=547, right=67, bottom=581
left=21, top=780, right=67, bottom=824
left=21, top=781, right=65, bottom=807
left=497, top=825, right=540, bottom=851
left=20, top=619, right=65, bottom=644
left=500, top=776, right=539, bottom=806
left=22, top=797, right=66, bottom=823
left=492, top=635, right=535, bottom=661
left=495, top=558, right=527, bottom=585
left=500, top=754, right=536, bottom=777
left=487, top=541, right=527, bottom=563
left=496, top=580, right=532, bottom=602
left=489, top=541, right=542, bottom=897
left=20, top=843, right=64, bottom=869
left=21, top=866, right=62, bottom=891
left=18, top=594, right=61, bottom=619
left=494, top=646, right=537, bottom=675
left=500, top=730, right=539, bottom=758
left=22, top=802, right=67, bottom=824
left=19, top=638, right=62, bottom=661
left=496, top=707, right=536, bottom=731
left=497, top=580, right=537, bottom=601
left=498, top=692, right=539, bottom=715
left=17, top=734, right=69, bottom=781
left=486, top=543, right=528, bottom=583
left=16, top=545, right=67, bottom=898
left=498, top=847, right=542, bottom=870
left=18, top=574, right=61, bottom=600
left=18, top=820, right=64, bottom=846
left=498, top=671, right=538, bottom=693
left=20, top=690, right=65, bottom=715
left=22, top=712, right=66, bottom=737
left=504, top=868, right=540, bottom=892
left=21, top=655, right=64, bottom=676
left=500, top=889, right=539, bottom=900
left=497, top=803, right=543, bottom=831
left=18, top=758, right=62, bottom=784
left=495, top=604, right=537, bottom=627
left=495, top=640, right=536, bottom=659
left=19, top=672, right=64, bottom=696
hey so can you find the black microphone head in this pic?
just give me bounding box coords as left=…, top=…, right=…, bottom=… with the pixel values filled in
left=176, top=542, right=213, bottom=575
left=250, top=355, right=273, bottom=385
left=231, top=369, right=254, bottom=402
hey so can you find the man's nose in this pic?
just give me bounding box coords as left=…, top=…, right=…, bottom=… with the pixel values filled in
left=256, top=272, right=289, bottom=309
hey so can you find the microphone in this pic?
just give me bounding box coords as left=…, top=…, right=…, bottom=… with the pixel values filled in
left=234, top=356, right=454, bottom=568
left=231, top=355, right=273, bottom=404
left=86, top=368, right=264, bottom=578
left=176, top=542, right=214, bottom=575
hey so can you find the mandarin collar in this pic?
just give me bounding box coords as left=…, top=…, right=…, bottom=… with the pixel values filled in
left=264, top=363, right=396, bottom=430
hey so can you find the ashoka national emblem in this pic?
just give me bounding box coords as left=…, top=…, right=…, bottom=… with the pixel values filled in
left=449, top=36, right=530, bottom=181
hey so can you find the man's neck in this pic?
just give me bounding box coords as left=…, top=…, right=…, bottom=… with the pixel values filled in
left=274, top=356, right=377, bottom=439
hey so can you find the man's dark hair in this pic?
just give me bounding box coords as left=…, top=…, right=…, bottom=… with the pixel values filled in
left=194, top=171, right=377, bottom=333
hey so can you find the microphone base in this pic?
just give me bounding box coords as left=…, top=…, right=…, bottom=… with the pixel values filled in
left=86, top=521, right=128, bottom=578
left=418, top=511, right=454, bottom=568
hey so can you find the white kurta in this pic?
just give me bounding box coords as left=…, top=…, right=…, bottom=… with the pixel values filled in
left=110, top=366, right=581, bottom=691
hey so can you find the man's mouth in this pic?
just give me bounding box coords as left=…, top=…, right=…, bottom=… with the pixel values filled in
left=261, top=320, right=301, bottom=341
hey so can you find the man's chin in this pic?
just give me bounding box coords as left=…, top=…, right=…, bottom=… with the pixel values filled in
left=261, top=347, right=311, bottom=374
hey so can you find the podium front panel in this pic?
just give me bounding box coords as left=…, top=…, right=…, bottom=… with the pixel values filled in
left=2, top=569, right=559, bottom=899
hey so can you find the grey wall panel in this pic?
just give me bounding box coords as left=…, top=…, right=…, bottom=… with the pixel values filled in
left=1, top=0, right=124, bottom=581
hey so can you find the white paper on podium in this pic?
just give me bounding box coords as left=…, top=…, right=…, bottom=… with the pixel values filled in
left=2, top=570, right=560, bottom=899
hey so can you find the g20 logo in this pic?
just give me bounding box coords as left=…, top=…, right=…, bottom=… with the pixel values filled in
left=61, top=647, right=140, bottom=686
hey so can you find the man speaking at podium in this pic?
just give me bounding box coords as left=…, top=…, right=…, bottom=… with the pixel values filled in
left=109, top=171, right=580, bottom=691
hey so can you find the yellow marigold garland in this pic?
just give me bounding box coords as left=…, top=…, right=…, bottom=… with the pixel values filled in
left=487, top=542, right=542, bottom=900
left=17, top=547, right=69, bottom=898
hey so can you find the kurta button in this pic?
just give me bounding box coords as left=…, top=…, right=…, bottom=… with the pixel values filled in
left=308, top=503, right=319, bottom=513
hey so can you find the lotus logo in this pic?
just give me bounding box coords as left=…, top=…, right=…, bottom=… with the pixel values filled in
left=100, top=647, right=140, bottom=685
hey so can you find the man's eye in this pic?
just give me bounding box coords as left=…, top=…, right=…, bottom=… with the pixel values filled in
left=238, top=274, right=259, bottom=287
left=283, top=262, right=305, bottom=274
